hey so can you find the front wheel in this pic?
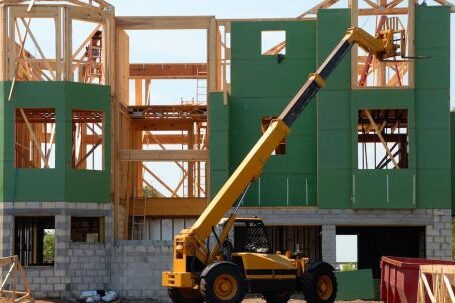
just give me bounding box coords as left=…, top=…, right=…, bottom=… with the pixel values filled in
left=302, top=262, right=337, bottom=303
left=168, top=287, right=203, bottom=303
left=200, top=262, right=246, bottom=303
left=263, top=291, right=291, bottom=303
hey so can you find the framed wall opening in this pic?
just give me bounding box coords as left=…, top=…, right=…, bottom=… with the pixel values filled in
left=5, top=5, right=110, bottom=85
left=261, top=30, right=286, bottom=55
left=357, top=109, right=408, bottom=169
left=336, top=235, right=358, bottom=271
left=352, top=0, right=414, bottom=88
left=130, top=217, right=196, bottom=241
left=337, top=226, right=425, bottom=278
left=127, top=29, right=208, bottom=106
left=14, top=216, right=55, bottom=267
left=234, top=225, right=322, bottom=262
left=15, top=108, right=56, bottom=169
left=71, top=20, right=105, bottom=84
left=261, top=116, right=286, bottom=155
left=72, top=110, right=104, bottom=171
left=71, top=217, right=104, bottom=242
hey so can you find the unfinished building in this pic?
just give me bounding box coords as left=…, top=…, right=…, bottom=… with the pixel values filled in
left=0, top=0, right=452, bottom=300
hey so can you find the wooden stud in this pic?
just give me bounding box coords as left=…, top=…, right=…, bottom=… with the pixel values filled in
left=19, top=109, right=49, bottom=168
left=115, top=16, right=212, bottom=30
left=117, top=150, right=209, bottom=162
left=364, top=110, right=400, bottom=169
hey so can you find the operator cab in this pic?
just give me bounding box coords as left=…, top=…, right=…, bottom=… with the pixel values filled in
left=228, top=217, right=271, bottom=254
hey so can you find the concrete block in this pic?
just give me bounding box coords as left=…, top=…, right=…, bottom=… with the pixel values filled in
left=40, top=283, right=54, bottom=291
left=47, top=277, right=61, bottom=284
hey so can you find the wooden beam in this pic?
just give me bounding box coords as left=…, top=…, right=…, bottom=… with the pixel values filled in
left=433, top=0, right=455, bottom=12
left=129, top=63, right=207, bottom=79
left=143, top=134, right=203, bottom=145
left=133, top=120, right=196, bottom=131
left=142, top=164, right=179, bottom=197
left=128, top=197, right=207, bottom=217
left=8, top=17, right=31, bottom=101
left=117, top=150, right=209, bottom=162
left=364, top=110, right=400, bottom=169
left=262, top=41, right=286, bottom=55
left=19, top=17, right=57, bottom=80
left=135, top=79, right=142, bottom=105
left=297, top=0, right=340, bottom=17
left=19, top=109, right=49, bottom=168
left=115, top=16, right=213, bottom=30
left=359, top=7, right=408, bottom=15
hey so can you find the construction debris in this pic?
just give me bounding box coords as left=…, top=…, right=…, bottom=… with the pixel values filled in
left=80, top=290, right=118, bottom=303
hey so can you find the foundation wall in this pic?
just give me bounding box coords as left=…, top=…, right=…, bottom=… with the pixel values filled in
left=1, top=204, right=451, bottom=300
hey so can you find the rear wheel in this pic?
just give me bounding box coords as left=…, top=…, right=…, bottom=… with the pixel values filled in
left=263, top=291, right=291, bottom=303
left=303, top=262, right=337, bottom=303
left=168, top=287, right=203, bottom=303
left=200, top=262, right=246, bottom=303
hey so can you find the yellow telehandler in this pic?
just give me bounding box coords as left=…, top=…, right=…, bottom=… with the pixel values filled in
left=162, top=26, right=406, bottom=303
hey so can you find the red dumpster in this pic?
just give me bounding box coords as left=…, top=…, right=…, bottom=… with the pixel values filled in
left=380, top=256, right=455, bottom=303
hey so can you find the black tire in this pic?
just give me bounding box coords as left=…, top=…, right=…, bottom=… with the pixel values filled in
left=302, top=262, right=338, bottom=303
left=200, top=262, right=246, bottom=303
left=263, top=291, right=291, bottom=303
left=168, top=287, right=204, bottom=303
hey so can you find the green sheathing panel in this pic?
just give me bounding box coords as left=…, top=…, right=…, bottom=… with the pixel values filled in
left=215, top=6, right=451, bottom=210
left=0, top=81, right=110, bottom=203
left=335, top=269, right=376, bottom=300
left=229, top=20, right=317, bottom=206
left=316, top=9, right=352, bottom=209
left=64, top=82, right=111, bottom=203
left=351, top=89, right=416, bottom=209
left=452, top=112, right=455, bottom=215
left=209, top=92, right=230, bottom=199
left=414, top=6, right=451, bottom=209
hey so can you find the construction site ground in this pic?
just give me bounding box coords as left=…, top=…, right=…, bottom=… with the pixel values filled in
left=35, top=298, right=381, bottom=303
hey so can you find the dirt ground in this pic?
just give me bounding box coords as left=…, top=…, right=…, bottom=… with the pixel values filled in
left=36, top=299, right=381, bottom=303
left=242, top=299, right=379, bottom=303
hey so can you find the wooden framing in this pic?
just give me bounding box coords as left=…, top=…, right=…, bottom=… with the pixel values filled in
left=418, top=265, right=455, bottom=303
left=350, top=0, right=415, bottom=89
left=117, top=150, right=209, bottom=162
left=0, top=255, right=34, bottom=303
left=115, top=16, right=213, bottom=30
left=15, top=108, right=56, bottom=169
left=129, top=63, right=207, bottom=79
left=0, top=0, right=111, bottom=9
left=1, top=2, right=112, bottom=86
left=72, top=110, right=104, bottom=170
left=129, top=197, right=206, bottom=217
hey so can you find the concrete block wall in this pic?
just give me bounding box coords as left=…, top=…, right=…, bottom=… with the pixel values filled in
left=0, top=204, right=452, bottom=300
left=0, top=202, right=113, bottom=298
left=68, top=243, right=109, bottom=294
left=236, top=207, right=453, bottom=263
left=109, top=240, right=173, bottom=300
left=426, top=209, right=453, bottom=259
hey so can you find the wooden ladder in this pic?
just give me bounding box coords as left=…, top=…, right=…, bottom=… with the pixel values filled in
left=84, top=31, right=103, bottom=83
left=131, top=188, right=147, bottom=240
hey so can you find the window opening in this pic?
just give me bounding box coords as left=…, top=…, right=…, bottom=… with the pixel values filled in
left=261, top=31, right=286, bottom=55
left=261, top=116, right=286, bottom=155
left=358, top=109, right=408, bottom=169
left=14, top=216, right=55, bottom=266
left=15, top=108, right=56, bottom=169
left=72, top=110, right=104, bottom=170
left=71, top=217, right=104, bottom=242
